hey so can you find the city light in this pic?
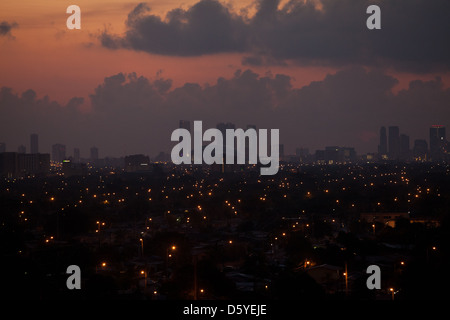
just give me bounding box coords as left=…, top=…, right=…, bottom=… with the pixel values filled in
left=2, top=148, right=449, bottom=300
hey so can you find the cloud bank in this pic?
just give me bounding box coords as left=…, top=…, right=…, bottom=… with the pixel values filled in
left=100, top=0, right=450, bottom=72
left=0, top=21, right=18, bottom=37
left=2, top=68, right=450, bottom=157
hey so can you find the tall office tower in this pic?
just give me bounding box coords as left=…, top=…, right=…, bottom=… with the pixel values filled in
left=73, top=148, right=80, bottom=163
left=0, top=152, right=18, bottom=178
left=18, top=145, right=26, bottom=154
left=30, top=134, right=39, bottom=154
left=400, top=134, right=410, bottom=161
left=0, top=143, right=5, bottom=153
left=296, top=148, right=309, bottom=157
left=52, top=144, right=66, bottom=162
left=429, top=125, right=446, bottom=160
left=413, top=139, right=428, bottom=161
left=378, top=126, right=387, bottom=156
left=296, top=148, right=310, bottom=163
left=90, top=146, right=99, bottom=161
left=388, top=126, right=400, bottom=160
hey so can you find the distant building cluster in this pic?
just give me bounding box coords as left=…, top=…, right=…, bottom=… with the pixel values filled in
left=0, top=134, right=50, bottom=178
left=0, top=134, right=108, bottom=178
left=377, top=125, right=448, bottom=162
left=1, top=124, right=449, bottom=177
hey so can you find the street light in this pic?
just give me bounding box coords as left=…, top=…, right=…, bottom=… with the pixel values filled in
left=166, top=245, right=176, bottom=276
left=140, top=238, right=144, bottom=256
left=96, top=221, right=105, bottom=233
left=389, top=288, right=395, bottom=300
left=140, top=270, right=147, bottom=288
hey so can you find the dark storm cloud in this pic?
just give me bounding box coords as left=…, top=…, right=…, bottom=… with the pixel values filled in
left=0, top=21, right=18, bottom=37
left=3, top=68, right=450, bottom=157
left=101, top=0, right=248, bottom=55
left=0, top=87, right=85, bottom=154
left=100, top=0, right=450, bottom=72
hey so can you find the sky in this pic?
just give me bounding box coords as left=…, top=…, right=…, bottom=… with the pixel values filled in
left=1, top=0, right=450, bottom=158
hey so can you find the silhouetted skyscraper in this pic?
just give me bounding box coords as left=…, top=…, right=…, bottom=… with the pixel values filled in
left=0, top=143, right=5, bottom=153
left=73, top=148, right=80, bottom=163
left=430, top=125, right=446, bottom=160
left=18, top=145, right=26, bottom=154
left=52, top=144, right=66, bottom=162
left=378, top=126, right=387, bottom=156
left=30, top=134, right=38, bottom=154
left=400, top=134, right=410, bottom=161
left=388, top=126, right=400, bottom=160
left=90, top=147, right=99, bottom=161
left=413, top=139, right=428, bottom=161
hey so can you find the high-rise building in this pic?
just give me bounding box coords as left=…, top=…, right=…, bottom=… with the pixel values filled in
left=413, top=139, right=428, bottom=161
left=430, top=125, right=446, bottom=160
left=90, top=147, right=99, bottom=161
left=296, top=148, right=309, bottom=157
left=378, top=126, right=387, bottom=156
left=18, top=153, right=50, bottom=176
left=52, top=144, right=66, bottom=163
left=388, top=126, right=400, bottom=160
left=73, top=148, right=80, bottom=163
left=400, top=134, right=410, bottom=161
left=124, top=154, right=151, bottom=172
left=30, top=134, right=38, bottom=154
left=0, top=152, right=18, bottom=178
left=296, top=148, right=310, bottom=163
left=18, top=145, right=26, bottom=154
left=0, top=152, right=49, bottom=178
left=324, top=146, right=356, bottom=164
left=0, top=143, right=5, bottom=153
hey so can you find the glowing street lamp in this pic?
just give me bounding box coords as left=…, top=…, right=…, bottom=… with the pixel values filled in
left=140, top=238, right=144, bottom=256
left=389, top=288, right=395, bottom=300
left=140, top=270, right=147, bottom=288
left=166, top=245, right=176, bottom=275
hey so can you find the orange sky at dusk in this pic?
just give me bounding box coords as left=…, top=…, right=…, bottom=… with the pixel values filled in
left=2, top=0, right=450, bottom=157
left=0, top=0, right=267, bottom=106
left=1, top=0, right=448, bottom=109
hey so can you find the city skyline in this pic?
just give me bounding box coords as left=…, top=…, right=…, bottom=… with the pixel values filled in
left=1, top=0, right=450, bottom=303
left=1, top=123, right=447, bottom=165
left=1, top=1, right=450, bottom=159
